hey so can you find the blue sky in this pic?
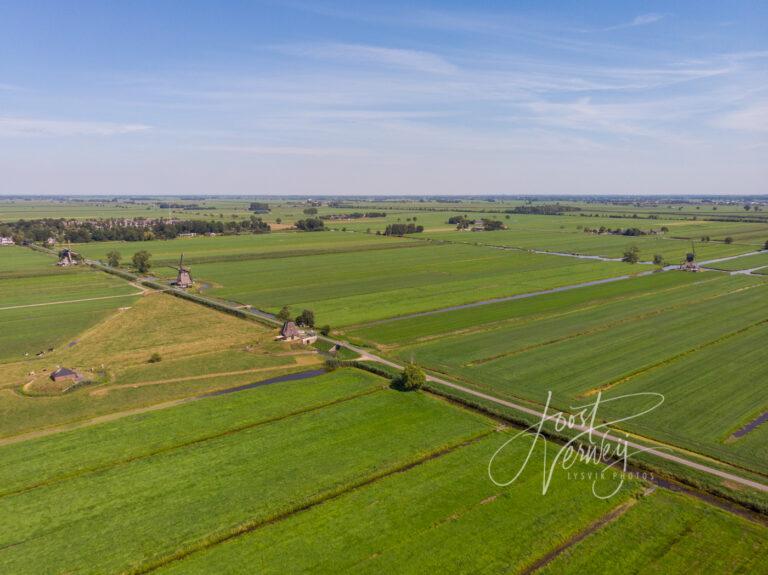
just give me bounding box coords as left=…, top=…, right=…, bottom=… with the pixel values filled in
left=0, top=0, right=766, bottom=196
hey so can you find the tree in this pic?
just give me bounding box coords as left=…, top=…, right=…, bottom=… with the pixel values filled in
left=132, top=250, right=152, bottom=273
left=652, top=254, right=664, bottom=266
left=393, top=363, right=425, bottom=391
left=764, top=239, right=768, bottom=250
left=303, top=207, right=318, bottom=215
left=106, top=250, right=122, bottom=267
left=295, top=309, right=315, bottom=327
left=277, top=306, right=291, bottom=321
left=320, top=325, right=331, bottom=336
left=724, top=236, right=734, bottom=244
left=148, top=352, right=162, bottom=363
left=248, top=202, right=270, bottom=213
left=295, top=218, right=325, bottom=231
left=276, top=217, right=282, bottom=224
left=622, top=245, right=640, bottom=264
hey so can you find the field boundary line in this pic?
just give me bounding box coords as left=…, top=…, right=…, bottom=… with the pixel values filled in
left=581, top=314, right=768, bottom=398
left=465, top=282, right=762, bottom=367
left=0, top=367, right=324, bottom=446
left=125, top=430, right=495, bottom=575
left=0, top=386, right=386, bottom=500
left=0, top=291, right=143, bottom=311
left=519, top=496, right=642, bottom=574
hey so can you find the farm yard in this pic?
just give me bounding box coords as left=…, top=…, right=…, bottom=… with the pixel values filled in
left=0, top=196, right=767, bottom=573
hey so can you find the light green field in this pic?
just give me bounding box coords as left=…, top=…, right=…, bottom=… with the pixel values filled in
left=0, top=293, right=316, bottom=437
left=158, top=432, right=642, bottom=574
left=193, top=242, right=643, bottom=326
left=0, top=248, right=141, bottom=364
left=72, top=230, right=420, bottom=266
left=0, top=372, right=493, bottom=574
left=345, top=271, right=702, bottom=346
left=540, top=490, right=768, bottom=574
left=0, top=245, right=61, bottom=277
left=705, top=251, right=768, bottom=271
left=420, top=226, right=755, bottom=263
left=389, top=274, right=768, bottom=473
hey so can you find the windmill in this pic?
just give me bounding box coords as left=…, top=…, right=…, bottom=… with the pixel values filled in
left=681, top=241, right=700, bottom=272
left=57, top=242, right=80, bottom=266
left=170, top=253, right=194, bottom=288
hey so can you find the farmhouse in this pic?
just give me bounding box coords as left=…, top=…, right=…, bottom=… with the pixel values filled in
left=50, top=367, right=81, bottom=383
left=277, top=321, right=318, bottom=345
left=0, top=236, right=14, bottom=245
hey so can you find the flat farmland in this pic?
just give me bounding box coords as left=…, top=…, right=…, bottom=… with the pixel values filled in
left=192, top=242, right=642, bottom=326
left=0, top=293, right=315, bottom=437
left=705, top=251, right=768, bottom=271
left=540, top=490, right=767, bottom=574
left=72, top=230, right=420, bottom=266
left=0, top=247, right=141, bottom=364
left=158, top=432, right=643, bottom=575
left=0, top=371, right=494, bottom=574
left=420, top=226, right=755, bottom=263
left=345, top=271, right=704, bottom=346
left=384, top=273, right=768, bottom=472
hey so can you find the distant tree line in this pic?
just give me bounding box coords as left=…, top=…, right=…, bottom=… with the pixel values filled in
left=583, top=226, right=651, bottom=236
left=1, top=217, right=270, bottom=243
left=248, top=202, right=270, bottom=213
left=382, top=223, right=424, bottom=236
left=158, top=202, right=208, bottom=210
left=321, top=212, right=387, bottom=220
left=506, top=205, right=581, bottom=215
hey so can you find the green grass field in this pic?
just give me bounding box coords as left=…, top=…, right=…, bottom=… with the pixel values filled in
left=420, top=226, right=755, bottom=263
left=0, top=292, right=317, bottom=437
left=0, top=371, right=494, bottom=574
left=158, top=431, right=642, bottom=574
left=383, top=273, right=768, bottom=473
left=0, top=247, right=141, bottom=363
left=540, top=490, right=767, bottom=574
left=193, top=242, right=643, bottom=326
left=705, top=251, right=768, bottom=271
left=72, top=230, right=420, bottom=266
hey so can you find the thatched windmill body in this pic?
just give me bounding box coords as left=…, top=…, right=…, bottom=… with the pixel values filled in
left=171, top=253, right=194, bottom=288
left=57, top=244, right=80, bottom=266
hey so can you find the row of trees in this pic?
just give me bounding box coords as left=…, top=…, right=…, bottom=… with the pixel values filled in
left=507, top=205, right=581, bottom=215
left=1, top=217, right=270, bottom=244
left=383, top=223, right=424, bottom=236
left=295, top=218, right=325, bottom=231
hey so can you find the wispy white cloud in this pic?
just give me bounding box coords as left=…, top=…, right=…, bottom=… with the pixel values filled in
left=273, top=42, right=458, bottom=74
left=599, top=13, right=667, bottom=32
left=0, top=117, right=151, bottom=137
left=713, top=103, right=768, bottom=132
left=195, top=144, right=370, bottom=157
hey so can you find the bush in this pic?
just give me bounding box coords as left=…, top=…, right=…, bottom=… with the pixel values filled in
left=295, top=218, right=325, bottom=231
left=392, top=363, right=426, bottom=391
left=277, top=306, right=291, bottom=321
left=652, top=254, right=664, bottom=266
left=320, top=324, right=331, bottom=336
left=724, top=236, right=734, bottom=244
left=148, top=352, right=162, bottom=363
left=296, top=309, right=315, bottom=327
left=622, top=245, right=640, bottom=264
